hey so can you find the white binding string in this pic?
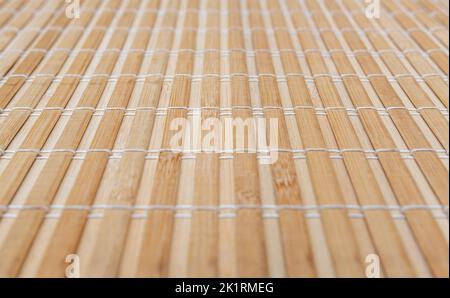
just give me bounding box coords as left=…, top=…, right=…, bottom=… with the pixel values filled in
left=0, top=105, right=447, bottom=117
left=0, top=147, right=448, bottom=162
left=1, top=71, right=447, bottom=85
left=1, top=204, right=447, bottom=220
left=1, top=45, right=448, bottom=66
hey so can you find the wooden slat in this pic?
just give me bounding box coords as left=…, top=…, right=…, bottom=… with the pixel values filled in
left=0, top=0, right=447, bottom=278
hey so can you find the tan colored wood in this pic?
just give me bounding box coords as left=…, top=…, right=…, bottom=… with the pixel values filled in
left=328, top=2, right=449, bottom=207
left=0, top=0, right=45, bottom=51
left=341, top=10, right=448, bottom=152
left=0, top=0, right=26, bottom=29
left=0, top=1, right=117, bottom=209
left=0, top=0, right=65, bottom=78
left=0, top=0, right=127, bottom=278
left=0, top=4, right=103, bottom=152
left=382, top=1, right=449, bottom=75
left=35, top=3, right=159, bottom=278
left=0, top=0, right=447, bottom=278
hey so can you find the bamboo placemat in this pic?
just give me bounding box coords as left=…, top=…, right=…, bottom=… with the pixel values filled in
left=0, top=0, right=448, bottom=278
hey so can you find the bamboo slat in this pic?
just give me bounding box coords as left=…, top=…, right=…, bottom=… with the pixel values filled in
left=0, top=0, right=448, bottom=278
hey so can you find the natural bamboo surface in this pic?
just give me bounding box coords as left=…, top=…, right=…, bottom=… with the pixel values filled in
left=0, top=0, right=448, bottom=278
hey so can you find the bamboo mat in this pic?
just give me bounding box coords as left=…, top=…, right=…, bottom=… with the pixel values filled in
left=0, top=0, right=448, bottom=278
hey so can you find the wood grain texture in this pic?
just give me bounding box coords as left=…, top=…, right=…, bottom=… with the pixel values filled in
left=0, top=0, right=447, bottom=278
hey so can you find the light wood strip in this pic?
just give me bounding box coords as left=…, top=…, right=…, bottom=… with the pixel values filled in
left=419, top=0, right=449, bottom=27
left=346, top=11, right=448, bottom=151
left=125, top=0, right=199, bottom=278
left=78, top=1, right=179, bottom=278
left=0, top=0, right=45, bottom=51
left=0, top=0, right=446, bottom=278
left=283, top=0, right=367, bottom=277
left=0, top=4, right=103, bottom=154
left=187, top=0, right=221, bottom=278
left=0, top=0, right=117, bottom=209
left=225, top=0, right=269, bottom=277
left=0, top=0, right=131, bottom=278
left=398, top=0, right=449, bottom=48
left=0, top=1, right=70, bottom=108
left=327, top=1, right=449, bottom=208
left=382, top=1, right=449, bottom=75
left=247, top=0, right=317, bottom=277
left=342, top=0, right=449, bottom=110
left=321, top=0, right=449, bottom=277
left=0, top=0, right=27, bottom=30
left=275, top=0, right=415, bottom=277
left=35, top=1, right=160, bottom=278
left=0, top=0, right=66, bottom=78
